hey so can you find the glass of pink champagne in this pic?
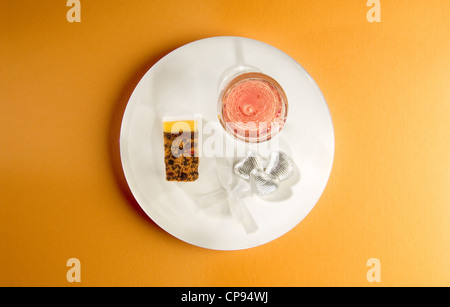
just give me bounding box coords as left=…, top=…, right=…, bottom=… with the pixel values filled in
left=218, top=71, right=288, bottom=143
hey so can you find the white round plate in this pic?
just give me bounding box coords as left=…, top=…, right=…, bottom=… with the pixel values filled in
left=120, top=36, right=334, bottom=250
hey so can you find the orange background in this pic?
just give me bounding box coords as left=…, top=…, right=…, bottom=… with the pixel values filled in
left=1, top=0, right=449, bottom=287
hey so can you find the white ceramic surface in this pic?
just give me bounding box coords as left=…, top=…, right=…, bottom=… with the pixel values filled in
left=119, top=36, right=334, bottom=250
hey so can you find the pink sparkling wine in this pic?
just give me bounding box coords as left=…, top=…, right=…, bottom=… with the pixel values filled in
left=219, top=72, right=288, bottom=143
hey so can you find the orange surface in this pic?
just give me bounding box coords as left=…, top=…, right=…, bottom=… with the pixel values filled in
left=1, top=0, right=449, bottom=287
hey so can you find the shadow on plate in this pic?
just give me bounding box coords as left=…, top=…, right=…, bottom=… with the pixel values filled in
left=107, top=44, right=182, bottom=232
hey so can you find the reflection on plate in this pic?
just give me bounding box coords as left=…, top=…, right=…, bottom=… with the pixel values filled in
left=119, top=36, right=334, bottom=250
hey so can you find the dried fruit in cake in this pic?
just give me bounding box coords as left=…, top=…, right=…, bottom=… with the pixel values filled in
left=163, top=118, right=199, bottom=182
